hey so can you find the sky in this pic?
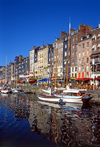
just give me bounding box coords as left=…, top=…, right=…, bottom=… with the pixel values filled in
left=0, top=0, right=100, bottom=66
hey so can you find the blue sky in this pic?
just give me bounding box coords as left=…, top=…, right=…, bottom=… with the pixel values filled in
left=0, top=0, right=100, bottom=66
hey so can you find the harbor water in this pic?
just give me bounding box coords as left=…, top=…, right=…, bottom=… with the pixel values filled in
left=0, top=93, right=100, bottom=147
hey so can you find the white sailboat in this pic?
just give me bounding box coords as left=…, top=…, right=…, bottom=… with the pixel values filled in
left=1, top=55, right=12, bottom=94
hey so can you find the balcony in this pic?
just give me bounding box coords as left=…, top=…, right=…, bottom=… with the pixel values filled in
left=90, top=60, right=100, bottom=64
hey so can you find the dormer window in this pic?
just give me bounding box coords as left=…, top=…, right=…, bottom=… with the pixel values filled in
left=92, top=35, right=96, bottom=41
left=98, top=44, right=100, bottom=51
left=81, top=36, right=83, bottom=40
left=92, top=45, right=96, bottom=52
left=98, top=34, right=100, bottom=40
left=87, top=34, right=89, bottom=38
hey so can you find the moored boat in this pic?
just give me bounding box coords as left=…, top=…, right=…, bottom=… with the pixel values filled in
left=54, top=88, right=91, bottom=104
left=1, top=86, right=12, bottom=94
left=38, top=93, right=66, bottom=105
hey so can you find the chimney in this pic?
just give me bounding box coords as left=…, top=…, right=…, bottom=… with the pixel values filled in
left=33, top=46, right=37, bottom=49
left=60, top=31, right=68, bottom=40
left=99, top=23, right=100, bottom=28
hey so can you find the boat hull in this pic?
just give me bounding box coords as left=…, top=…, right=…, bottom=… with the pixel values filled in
left=38, top=94, right=83, bottom=104
left=1, top=90, right=11, bottom=94
left=38, top=95, right=61, bottom=103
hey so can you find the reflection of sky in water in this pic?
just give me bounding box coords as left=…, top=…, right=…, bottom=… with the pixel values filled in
left=0, top=93, right=100, bottom=147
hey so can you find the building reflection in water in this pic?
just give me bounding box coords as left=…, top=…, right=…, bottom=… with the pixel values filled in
left=0, top=93, right=100, bottom=146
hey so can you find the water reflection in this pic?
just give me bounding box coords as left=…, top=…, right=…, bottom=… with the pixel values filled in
left=0, top=93, right=100, bottom=147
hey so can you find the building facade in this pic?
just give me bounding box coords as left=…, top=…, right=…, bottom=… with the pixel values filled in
left=7, top=62, right=14, bottom=83
left=70, top=24, right=93, bottom=79
left=0, top=66, right=5, bottom=83
left=77, top=34, right=92, bottom=78
left=17, top=57, right=29, bottom=76
left=90, top=23, right=100, bottom=78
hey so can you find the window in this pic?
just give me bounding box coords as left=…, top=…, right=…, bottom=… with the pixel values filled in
left=73, top=52, right=74, bottom=57
left=92, top=36, right=96, bottom=42
left=72, top=67, right=74, bottom=72
left=92, top=46, right=96, bottom=52
left=65, top=37, right=67, bottom=41
left=79, top=59, right=81, bottom=64
left=86, top=72, right=89, bottom=77
left=79, top=52, right=81, bottom=57
left=64, top=61, right=66, bottom=65
left=98, top=36, right=100, bottom=40
left=86, top=66, right=89, bottom=71
left=65, top=51, right=67, bottom=56
left=79, top=67, right=81, bottom=72
left=83, top=51, right=84, bottom=56
left=60, top=68, right=63, bottom=72
left=65, top=44, right=67, bottom=48
left=87, top=57, right=89, bottom=63
left=87, top=50, right=89, bottom=55
left=87, top=34, right=89, bottom=38
left=98, top=44, right=100, bottom=51
left=79, top=45, right=81, bottom=49
left=72, top=60, right=74, bottom=65
left=87, top=42, right=89, bottom=47
left=73, top=38, right=74, bottom=42
left=75, top=73, right=77, bottom=78
left=75, top=67, right=77, bottom=71
left=73, top=45, right=74, bottom=49
left=82, top=66, right=84, bottom=71
left=76, top=51, right=77, bottom=56
left=76, top=37, right=77, bottom=41
left=83, top=43, right=85, bottom=48
left=82, top=58, right=84, bottom=63
left=76, top=44, right=77, bottom=49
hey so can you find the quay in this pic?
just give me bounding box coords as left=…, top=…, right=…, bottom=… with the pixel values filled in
left=16, top=85, right=100, bottom=105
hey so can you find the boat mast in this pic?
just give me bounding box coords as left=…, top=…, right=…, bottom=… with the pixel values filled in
left=5, top=55, right=7, bottom=84
left=54, top=48, right=57, bottom=89
left=66, top=22, right=71, bottom=87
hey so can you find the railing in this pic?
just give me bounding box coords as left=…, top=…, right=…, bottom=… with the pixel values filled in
left=90, top=60, right=100, bottom=64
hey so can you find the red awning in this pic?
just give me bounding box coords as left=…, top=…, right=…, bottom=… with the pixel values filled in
left=95, top=78, right=100, bottom=81
left=75, top=78, right=92, bottom=81
left=75, top=78, right=81, bottom=81
left=29, top=79, right=37, bottom=83
left=17, top=80, right=22, bottom=83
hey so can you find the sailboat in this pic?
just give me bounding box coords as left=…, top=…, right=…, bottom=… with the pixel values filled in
left=12, top=64, right=23, bottom=94
left=1, top=55, right=12, bottom=94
